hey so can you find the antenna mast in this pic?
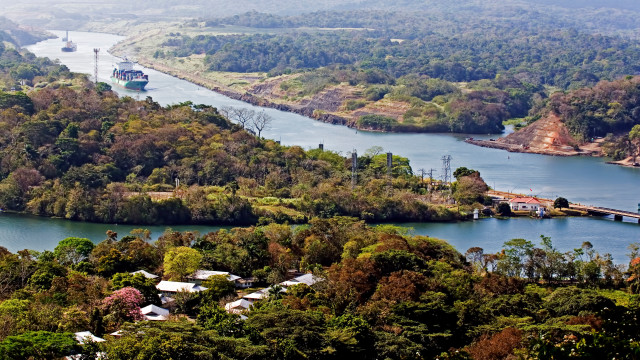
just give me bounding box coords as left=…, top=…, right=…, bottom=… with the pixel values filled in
left=93, top=48, right=100, bottom=84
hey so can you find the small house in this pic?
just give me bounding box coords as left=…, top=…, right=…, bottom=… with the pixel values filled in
left=242, top=288, right=270, bottom=303
left=509, top=197, right=542, bottom=211
left=141, top=304, right=170, bottom=321
left=224, top=299, right=253, bottom=314
left=130, top=270, right=158, bottom=279
left=156, top=281, right=207, bottom=297
left=187, top=270, right=242, bottom=286
left=74, top=331, right=105, bottom=344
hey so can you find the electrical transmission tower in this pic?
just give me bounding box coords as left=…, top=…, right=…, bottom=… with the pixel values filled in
left=93, top=48, right=100, bottom=84
left=441, top=155, right=452, bottom=185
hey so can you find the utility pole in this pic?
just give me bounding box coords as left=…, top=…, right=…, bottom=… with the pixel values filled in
left=93, top=48, right=100, bottom=84
left=417, top=168, right=425, bottom=183
left=427, top=168, right=436, bottom=189
left=426, top=168, right=437, bottom=201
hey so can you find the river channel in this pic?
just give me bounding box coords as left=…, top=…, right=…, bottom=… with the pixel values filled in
left=4, top=30, right=636, bottom=262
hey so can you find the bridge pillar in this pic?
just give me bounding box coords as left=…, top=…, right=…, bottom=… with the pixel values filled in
left=614, top=214, right=623, bottom=221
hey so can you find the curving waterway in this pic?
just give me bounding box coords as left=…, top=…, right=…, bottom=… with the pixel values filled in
left=2, top=30, right=635, bottom=261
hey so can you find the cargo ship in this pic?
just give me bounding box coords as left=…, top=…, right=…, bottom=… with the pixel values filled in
left=111, top=59, right=149, bottom=91
left=61, top=31, right=76, bottom=52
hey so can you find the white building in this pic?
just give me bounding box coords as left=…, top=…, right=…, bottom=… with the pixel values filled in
left=130, top=270, right=159, bottom=279
left=156, top=281, right=207, bottom=297
left=141, top=304, right=170, bottom=321
left=74, top=331, right=105, bottom=344
left=187, top=270, right=244, bottom=286
left=242, top=288, right=271, bottom=302
left=224, top=299, right=253, bottom=314
left=130, top=270, right=158, bottom=279
left=509, top=197, right=542, bottom=211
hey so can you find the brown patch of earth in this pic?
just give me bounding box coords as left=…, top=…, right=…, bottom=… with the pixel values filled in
left=297, top=84, right=359, bottom=113
left=467, top=113, right=603, bottom=156
left=607, top=156, right=640, bottom=168
left=124, top=191, right=174, bottom=200
left=352, top=98, right=410, bottom=122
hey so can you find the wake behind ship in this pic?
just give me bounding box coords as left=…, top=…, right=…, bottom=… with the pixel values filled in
left=111, top=59, right=149, bottom=91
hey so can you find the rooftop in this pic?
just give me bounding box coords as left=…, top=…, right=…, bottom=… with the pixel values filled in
left=509, top=197, right=541, bottom=204
left=131, top=270, right=158, bottom=279
left=74, top=331, right=105, bottom=344
left=225, top=299, right=252, bottom=311
left=188, top=270, right=242, bottom=282
left=156, top=281, right=208, bottom=293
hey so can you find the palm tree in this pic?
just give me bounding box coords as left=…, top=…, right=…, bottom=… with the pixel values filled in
left=267, top=284, right=284, bottom=301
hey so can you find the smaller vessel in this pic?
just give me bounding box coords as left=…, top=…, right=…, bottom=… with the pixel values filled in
left=61, top=31, right=77, bottom=52
left=111, top=59, right=149, bottom=91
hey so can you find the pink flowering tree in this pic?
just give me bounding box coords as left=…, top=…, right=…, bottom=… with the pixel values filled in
left=102, top=287, right=144, bottom=329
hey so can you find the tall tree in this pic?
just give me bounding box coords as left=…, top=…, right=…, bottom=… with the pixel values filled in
left=53, top=237, right=95, bottom=266
left=163, top=246, right=202, bottom=281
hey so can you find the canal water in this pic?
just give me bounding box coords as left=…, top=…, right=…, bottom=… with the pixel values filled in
left=1, top=211, right=638, bottom=264
left=6, top=30, right=637, bottom=262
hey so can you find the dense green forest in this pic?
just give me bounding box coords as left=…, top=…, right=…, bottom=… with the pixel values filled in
left=172, top=12, right=640, bottom=88
left=143, top=8, right=640, bottom=134
left=1, top=219, right=639, bottom=359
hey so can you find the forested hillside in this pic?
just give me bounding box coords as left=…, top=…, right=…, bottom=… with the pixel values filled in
left=175, top=11, right=640, bottom=87
left=0, top=47, right=479, bottom=225
left=529, top=76, right=640, bottom=161
left=0, top=17, right=52, bottom=47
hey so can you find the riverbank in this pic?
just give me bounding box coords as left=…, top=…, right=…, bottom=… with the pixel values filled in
left=466, top=114, right=604, bottom=157
left=607, top=156, right=640, bottom=168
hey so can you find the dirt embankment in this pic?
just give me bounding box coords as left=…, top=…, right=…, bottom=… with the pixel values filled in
left=467, top=113, right=603, bottom=157
left=607, top=156, right=640, bottom=168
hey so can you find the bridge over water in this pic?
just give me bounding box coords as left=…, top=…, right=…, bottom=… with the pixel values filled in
left=570, top=204, right=640, bottom=223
